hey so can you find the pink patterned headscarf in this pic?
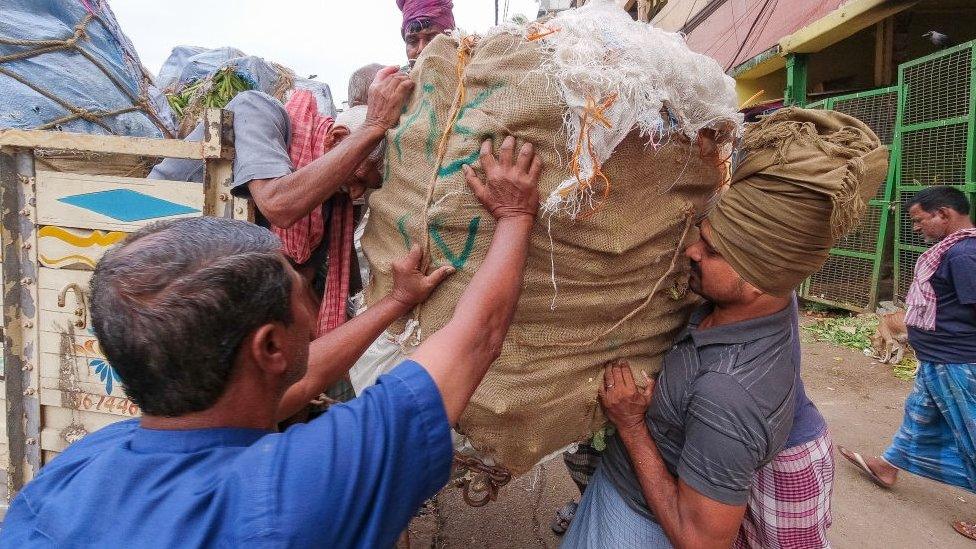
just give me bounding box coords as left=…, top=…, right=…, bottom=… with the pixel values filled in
left=397, top=0, right=455, bottom=37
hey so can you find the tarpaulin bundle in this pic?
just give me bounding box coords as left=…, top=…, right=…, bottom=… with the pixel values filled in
left=158, top=45, right=337, bottom=137
left=0, top=0, right=174, bottom=138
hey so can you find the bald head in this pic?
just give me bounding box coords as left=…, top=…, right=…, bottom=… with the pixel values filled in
left=347, top=63, right=384, bottom=108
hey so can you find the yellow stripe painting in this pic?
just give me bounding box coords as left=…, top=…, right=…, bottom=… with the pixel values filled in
left=37, top=226, right=126, bottom=270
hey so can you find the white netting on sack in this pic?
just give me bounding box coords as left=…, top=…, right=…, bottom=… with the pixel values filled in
left=493, top=0, right=742, bottom=219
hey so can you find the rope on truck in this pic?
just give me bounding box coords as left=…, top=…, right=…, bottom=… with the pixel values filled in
left=0, top=10, right=174, bottom=138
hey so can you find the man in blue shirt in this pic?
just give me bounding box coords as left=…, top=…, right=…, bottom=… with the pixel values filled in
left=0, top=135, right=542, bottom=548
left=839, top=186, right=976, bottom=542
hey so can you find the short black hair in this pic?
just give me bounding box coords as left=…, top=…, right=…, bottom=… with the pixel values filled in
left=89, top=217, right=292, bottom=417
left=907, top=186, right=971, bottom=216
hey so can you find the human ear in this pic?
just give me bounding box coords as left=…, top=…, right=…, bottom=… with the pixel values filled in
left=324, top=126, right=351, bottom=151
left=247, top=323, right=290, bottom=376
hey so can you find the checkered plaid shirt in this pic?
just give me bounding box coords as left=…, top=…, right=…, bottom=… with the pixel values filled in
left=276, top=90, right=356, bottom=336
left=905, top=228, right=976, bottom=331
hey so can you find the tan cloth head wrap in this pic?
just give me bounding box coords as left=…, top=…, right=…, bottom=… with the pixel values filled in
left=707, top=107, right=890, bottom=296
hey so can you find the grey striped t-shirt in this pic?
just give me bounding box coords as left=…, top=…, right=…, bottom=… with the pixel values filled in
left=601, top=300, right=797, bottom=517
left=148, top=91, right=331, bottom=269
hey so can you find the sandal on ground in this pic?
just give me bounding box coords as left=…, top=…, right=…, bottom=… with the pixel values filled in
left=550, top=501, right=578, bottom=535
left=953, top=521, right=976, bottom=541
left=837, top=445, right=894, bottom=489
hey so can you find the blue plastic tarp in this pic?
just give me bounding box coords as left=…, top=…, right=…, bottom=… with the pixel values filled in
left=158, top=46, right=337, bottom=119
left=156, top=45, right=220, bottom=92
left=0, top=0, right=174, bottom=137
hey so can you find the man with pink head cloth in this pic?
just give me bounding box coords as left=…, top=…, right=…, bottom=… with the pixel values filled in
left=397, top=0, right=455, bottom=65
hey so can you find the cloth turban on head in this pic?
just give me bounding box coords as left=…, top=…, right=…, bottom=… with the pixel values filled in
left=335, top=105, right=386, bottom=163
left=335, top=105, right=368, bottom=131
left=707, top=108, right=890, bottom=297
left=397, top=0, right=455, bottom=37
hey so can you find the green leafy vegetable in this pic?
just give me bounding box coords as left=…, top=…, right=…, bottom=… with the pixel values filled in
left=803, top=315, right=878, bottom=351
left=165, top=68, right=253, bottom=129
left=590, top=425, right=616, bottom=452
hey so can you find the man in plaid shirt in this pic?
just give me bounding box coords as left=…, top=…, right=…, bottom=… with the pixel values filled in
left=150, top=67, right=413, bottom=413
left=840, top=186, right=976, bottom=542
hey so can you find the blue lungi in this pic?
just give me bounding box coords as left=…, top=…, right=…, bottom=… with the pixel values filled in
left=561, top=465, right=673, bottom=548
left=883, top=362, right=976, bottom=492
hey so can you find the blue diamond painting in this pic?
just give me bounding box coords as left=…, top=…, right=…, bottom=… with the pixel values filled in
left=58, top=189, right=198, bottom=222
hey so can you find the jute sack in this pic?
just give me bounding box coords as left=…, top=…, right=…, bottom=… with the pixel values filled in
left=363, top=32, right=725, bottom=475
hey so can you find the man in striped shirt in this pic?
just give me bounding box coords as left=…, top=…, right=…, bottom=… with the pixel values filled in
left=562, top=108, right=888, bottom=548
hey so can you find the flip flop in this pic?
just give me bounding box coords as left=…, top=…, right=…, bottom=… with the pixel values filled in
left=837, top=445, right=894, bottom=489
left=550, top=501, right=578, bottom=536
left=953, top=521, right=976, bottom=542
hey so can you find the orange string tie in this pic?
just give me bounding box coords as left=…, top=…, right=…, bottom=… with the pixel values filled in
left=433, top=35, right=477, bottom=170
left=527, top=24, right=561, bottom=41
left=565, top=94, right=618, bottom=218
left=585, top=95, right=617, bottom=129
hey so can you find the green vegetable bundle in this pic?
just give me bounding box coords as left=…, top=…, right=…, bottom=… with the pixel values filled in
left=166, top=67, right=253, bottom=136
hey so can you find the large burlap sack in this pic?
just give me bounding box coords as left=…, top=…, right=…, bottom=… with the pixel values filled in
left=363, top=32, right=725, bottom=475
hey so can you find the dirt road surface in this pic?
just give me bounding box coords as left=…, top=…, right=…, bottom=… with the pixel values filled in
left=402, top=314, right=974, bottom=548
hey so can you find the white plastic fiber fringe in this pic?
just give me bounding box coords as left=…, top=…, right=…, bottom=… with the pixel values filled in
left=493, top=0, right=743, bottom=219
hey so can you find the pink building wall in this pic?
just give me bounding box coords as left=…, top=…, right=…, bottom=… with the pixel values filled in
left=682, top=0, right=849, bottom=70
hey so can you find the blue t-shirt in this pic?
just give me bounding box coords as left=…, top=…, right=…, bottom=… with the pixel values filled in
left=0, top=361, right=451, bottom=548
left=908, top=238, right=976, bottom=364
left=787, top=296, right=827, bottom=448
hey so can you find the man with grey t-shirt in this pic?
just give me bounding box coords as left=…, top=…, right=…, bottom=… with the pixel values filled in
left=149, top=67, right=414, bottom=416
left=561, top=220, right=802, bottom=549
left=150, top=66, right=410, bottom=278
left=563, top=108, right=888, bottom=548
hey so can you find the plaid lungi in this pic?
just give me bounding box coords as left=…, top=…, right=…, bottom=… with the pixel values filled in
left=883, top=362, right=976, bottom=492
left=563, top=442, right=602, bottom=494
left=734, top=429, right=835, bottom=549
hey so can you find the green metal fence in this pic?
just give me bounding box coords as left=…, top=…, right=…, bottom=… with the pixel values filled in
left=800, top=87, right=899, bottom=311
left=893, top=40, right=976, bottom=303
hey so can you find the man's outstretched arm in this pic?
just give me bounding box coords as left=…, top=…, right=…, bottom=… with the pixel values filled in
left=412, top=136, right=542, bottom=423
left=276, top=247, right=452, bottom=421
left=268, top=136, right=541, bottom=546
left=249, top=66, right=413, bottom=228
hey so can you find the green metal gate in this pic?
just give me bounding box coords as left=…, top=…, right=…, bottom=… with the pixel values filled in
left=800, top=87, right=899, bottom=311
left=893, top=40, right=976, bottom=303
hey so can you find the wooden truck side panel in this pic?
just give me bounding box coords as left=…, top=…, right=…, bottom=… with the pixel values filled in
left=0, top=109, right=248, bottom=506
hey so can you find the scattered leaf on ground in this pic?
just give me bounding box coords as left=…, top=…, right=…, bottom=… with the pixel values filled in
left=803, top=311, right=919, bottom=382
left=803, top=314, right=878, bottom=351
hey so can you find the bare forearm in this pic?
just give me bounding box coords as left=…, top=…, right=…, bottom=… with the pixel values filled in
left=602, top=365, right=744, bottom=547
left=253, top=125, right=385, bottom=227
left=618, top=427, right=697, bottom=547
left=308, top=295, right=411, bottom=383
left=455, top=216, right=532, bottom=341
left=276, top=295, right=410, bottom=420
left=414, top=216, right=533, bottom=422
